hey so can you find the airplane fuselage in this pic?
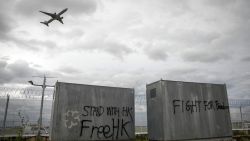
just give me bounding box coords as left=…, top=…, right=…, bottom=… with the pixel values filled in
left=40, top=8, right=67, bottom=26
left=51, top=14, right=62, bottom=21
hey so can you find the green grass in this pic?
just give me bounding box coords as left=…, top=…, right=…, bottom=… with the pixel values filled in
left=136, top=134, right=148, bottom=141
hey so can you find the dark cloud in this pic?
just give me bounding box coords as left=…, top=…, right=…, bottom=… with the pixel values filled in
left=0, top=14, right=11, bottom=33
left=68, top=29, right=85, bottom=38
left=204, top=0, right=250, bottom=19
left=79, top=40, right=133, bottom=59
left=171, top=30, right=220, bottom=45
left=166, top=67, right=228, bottom=86
left=182, top=49, right=231, bottom=63
left=9, top=38, right=39, bottom=51
left=0, top=60, right=41, bottom=84
left=203, top=0, right=235, bottom=7
left=0, top=13, right=14, bottom=41
left=7, top=38, right=58, bottom=51
left=102, top=42, right=132, bottom=58
left=0, top=10, right=56, bottom=51
left=167, top=68, right=198, bottom=77
left=0, top=60, right=8, bottom=68
left=241, top=56, right=250, bottom=62
left=0, top=0, right=249, bottom=101
left=28, top=39, right=57, bottom=49
left=14, top=0, right=98, bottom=17
left=0, top=56, right=10, bottom=61
left=226, top=72, right=250, bottom=99
left=145, top=48, right=168, bottom=61
left=57, top=66, right=81, bottom=75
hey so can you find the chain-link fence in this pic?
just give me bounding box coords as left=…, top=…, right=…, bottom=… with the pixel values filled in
left=0, top=87, right=53, bottom=132
left=230, top=107, right=250, bottom=130
left=0, top=87, right=249, bottom=134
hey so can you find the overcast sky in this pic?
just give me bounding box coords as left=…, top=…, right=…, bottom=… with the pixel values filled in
left=0, top=0, right=250, bottom=99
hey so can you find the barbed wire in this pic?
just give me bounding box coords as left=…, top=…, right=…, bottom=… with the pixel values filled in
left=135, top=95, right=146, bottom=104
left=1, top=87, right=250, bottom=106
left=0, top=87, right=54, bottom=100
left=0, top=87, right=147, bottom=103
left=229, top=99, right=250, bottom=107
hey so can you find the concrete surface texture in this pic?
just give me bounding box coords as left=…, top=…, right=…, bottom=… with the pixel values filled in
left=146, top=80, right=232, bottom=141
left=50, top=82, right=135, bottom=141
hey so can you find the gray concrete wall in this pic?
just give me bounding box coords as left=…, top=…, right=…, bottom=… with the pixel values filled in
left=50, top=82, right=135, bottom=141
left=146, top=81, right=164, bottom=140
left=147, top=80, right=232, bottom=141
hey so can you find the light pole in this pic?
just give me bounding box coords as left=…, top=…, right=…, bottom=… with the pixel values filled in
left=28, top=75, right=54, bottom=138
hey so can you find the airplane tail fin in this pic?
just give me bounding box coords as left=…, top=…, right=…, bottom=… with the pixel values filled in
left=40, top=21, right=49, bottom=26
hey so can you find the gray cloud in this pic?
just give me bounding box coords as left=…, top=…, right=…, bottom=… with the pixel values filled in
left=204, top=0, right=250, bottom=19
left=0, top=8, right=57, bottom=51
left=171, top=30, right=220, bottom=45
left=241, top=56, right=250, bottom=62
left=145, top=48, right=168, bottom=61
left=167, top=68, right=198, bottom=77
left=14, top=0, right=98, bottom=17
left=166, top=67, right=229, bottom=89
left=181, top=49, right=231, bottom=63
left=28, top=39, right=57, bottom=50
left=57, top=66, right=81, bottom=75
left=68, top=29, right=85, bottom=38
left=0, top=60, right=42, bottom=84
left=0, top=14, right=11, bottom=33
left=0, top=0, right=249, bottom=101
left=79, top=40, right=133, bottom=59
left=0, top=56, right=10, bottom=61
left=0, top=13, right=14, bottom=41
left=218, top=26, right=250, bottom=51
left=6, top=37, right=58, bottom=51
left=102, top=42, right=132, bottom=58
left=226, top=72, right=250, bottom=99
left=203, top=0, right=235, bottom=6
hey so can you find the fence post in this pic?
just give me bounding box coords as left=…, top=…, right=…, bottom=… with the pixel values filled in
left=3, top=94, right=10, bottom=129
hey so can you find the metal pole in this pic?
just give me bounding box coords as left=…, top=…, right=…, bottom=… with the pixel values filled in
left=240, top=105, right=243, bottom=129
left=3, top=94, right=10, bottom=129
left=37, top=76, right=46, bottom=137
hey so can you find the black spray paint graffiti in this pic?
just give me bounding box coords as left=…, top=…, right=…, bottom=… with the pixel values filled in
left=80, top=118, right=130, bottom=140
left=79, top=106, right=133, bottom=139
left=82, top=106, right=105, bottom=117
left=173, top=100, right=229, bottom=114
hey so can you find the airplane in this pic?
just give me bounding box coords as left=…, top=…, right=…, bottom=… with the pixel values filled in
left=39, top=8, right=68, bottom=26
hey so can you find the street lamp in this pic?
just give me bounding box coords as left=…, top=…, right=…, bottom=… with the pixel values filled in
left=28, top=81, right=34, bottom=85
left=28, top=75, right=54, bottom=138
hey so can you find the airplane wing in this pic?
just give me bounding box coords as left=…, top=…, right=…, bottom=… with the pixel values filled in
left=47, top=18, right=54, bottom=23
left=39, top=11, right=55, bottom=17
left=58, top=8, right=68, bottom=16
left=58, top=18, right=64, bottom=24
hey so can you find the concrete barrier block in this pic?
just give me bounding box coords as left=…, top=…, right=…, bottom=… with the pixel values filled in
left=50, top=82, right=135, bottom=141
